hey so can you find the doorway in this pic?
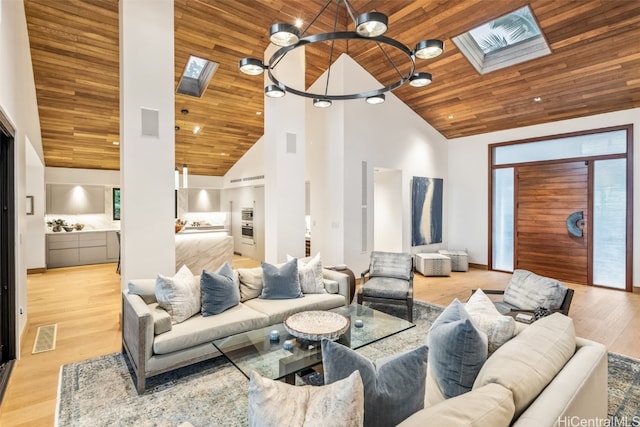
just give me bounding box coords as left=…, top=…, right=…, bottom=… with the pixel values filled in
left=515, top=161, right=589, bottom=283
left=490, top=125, right=632, bottom=290
left=0, top=114, right=16, bottom=402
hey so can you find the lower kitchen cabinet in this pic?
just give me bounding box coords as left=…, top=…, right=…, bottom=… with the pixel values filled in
left=47, top=231, right=118, bottom=268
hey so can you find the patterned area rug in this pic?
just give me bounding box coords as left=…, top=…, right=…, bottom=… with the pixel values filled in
left=56, top=301, right=640, bottom=426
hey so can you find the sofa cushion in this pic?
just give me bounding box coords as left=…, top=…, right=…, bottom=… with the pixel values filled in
left=503, top=269, right=567, bottom=310
left=200, top=262, right=240, bottom=316
left=288, top=253, right=326, bottom=294
left=148, top=302, right=172, bottom=335
left=248, top=370, right=364, bottom=427
left=465, top=289, right=516, bottom=354
left=398, top=383, right=515, bottom=427
left=322, top=338, right=428, bottom=427
left=473, top=313, right=576, bottom=419
left=155, top=265, right=200, bottom=324
left=153, top=303, right=269, bottom=355
left=260, top=258, right=303, bottom=300
left=128, top=279, right=157, bottom=304
left=427, top=299, right=488, bottom=399
left=237, top=267, right=263, bottom=302
left=244, top=293, right=345, bottom=325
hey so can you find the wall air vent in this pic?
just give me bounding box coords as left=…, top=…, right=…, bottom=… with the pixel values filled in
left=177, top=55, right=218, bottom=97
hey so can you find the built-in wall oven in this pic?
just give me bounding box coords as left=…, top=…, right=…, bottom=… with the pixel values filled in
left=241, top=208, right=254, bottom=244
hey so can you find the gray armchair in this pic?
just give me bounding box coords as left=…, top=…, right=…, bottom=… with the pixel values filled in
left=357, top=251, right=414, bottom=322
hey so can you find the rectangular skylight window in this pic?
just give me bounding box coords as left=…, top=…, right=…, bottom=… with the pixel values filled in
left=468, top=6, right=541, bottom=54
left=177, top=55, right=218, bottom=97
left=453, top=6, right=550, bottom=75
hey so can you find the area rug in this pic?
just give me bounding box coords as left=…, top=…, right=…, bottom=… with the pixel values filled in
left=56, top=301, right=640, bottom=426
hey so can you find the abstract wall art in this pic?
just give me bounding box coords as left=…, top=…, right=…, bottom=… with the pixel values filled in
left=411, top=177, right=443, bottom=246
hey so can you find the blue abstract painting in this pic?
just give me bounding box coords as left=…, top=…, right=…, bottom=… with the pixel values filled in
left=411, top=177, right=443, bottom=246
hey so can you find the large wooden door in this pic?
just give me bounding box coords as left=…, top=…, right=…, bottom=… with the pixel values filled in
left=515, top=161, right=589, bottom=283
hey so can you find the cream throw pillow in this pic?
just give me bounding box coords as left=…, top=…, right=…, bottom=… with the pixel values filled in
left=237, top=267, right=264, bottom=302
left=287, top=253, right=326, bottom=294
left=248, top=370, right=364, bottom=427
left=466, top=289, right=517, bottom=354
left=399, top=383, right=515, bottom=427
left=473, top=313, right=576, bottom=419
left=155, top=265, right=199, bottom=324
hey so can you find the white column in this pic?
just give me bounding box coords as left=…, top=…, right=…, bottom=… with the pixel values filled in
left=119, top=0, right=175, bottom=286
left=264, top=45, right=306, bottom=262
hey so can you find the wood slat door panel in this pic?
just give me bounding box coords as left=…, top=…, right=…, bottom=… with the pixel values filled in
left=515, top=161, right=589, bottom=283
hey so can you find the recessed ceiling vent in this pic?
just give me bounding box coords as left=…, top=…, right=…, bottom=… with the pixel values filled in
left=177, top=55, right=218, bottom=97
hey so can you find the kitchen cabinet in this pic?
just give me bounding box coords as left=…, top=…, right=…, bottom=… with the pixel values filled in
left=106, top=231, right=120, bottom=262
left=47, top=231, right=114, bottom=268
left=187, top=188, right=220, bottom=212
left=46, top=184, right=105, bottom=214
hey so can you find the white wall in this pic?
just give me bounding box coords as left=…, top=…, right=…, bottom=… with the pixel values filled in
left=307, top=54, right=449, bottom=274
left=25, top=139, right=45, bottom=270
left=119, top=0, right=175, bottom=285
left=374, top=168, right=403, bottom=252
left=0, top=0, right=44, bottom=356
left=223, top=136, right=265, bottom=188
left=447, top=107, right=640, bottom=287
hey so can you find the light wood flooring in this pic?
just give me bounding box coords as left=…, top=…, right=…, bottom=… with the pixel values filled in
left=1, top=260, right=639, bottom=426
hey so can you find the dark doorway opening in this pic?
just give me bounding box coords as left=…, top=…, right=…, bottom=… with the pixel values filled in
left=0, top=114, right=17, bottom=403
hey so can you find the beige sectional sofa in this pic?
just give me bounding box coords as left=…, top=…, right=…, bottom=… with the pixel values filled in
left=399, top=313, right=608, bottom=426
left=122, top=266, right=350, bottom=393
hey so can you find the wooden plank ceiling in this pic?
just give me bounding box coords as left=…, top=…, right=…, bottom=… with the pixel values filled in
left=24, top=0, right=640, bottom=176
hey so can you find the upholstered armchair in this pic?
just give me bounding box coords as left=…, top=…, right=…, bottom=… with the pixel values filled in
left=476, top=269, right=574, bottom=316
left=358, top=251, right=414, bottom=322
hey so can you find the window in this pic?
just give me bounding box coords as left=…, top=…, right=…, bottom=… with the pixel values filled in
left=176, top=55, right=218, bottom=97
left=112, top=187, right=120, bottom=220
left=453, top=6, right=550, bottom=74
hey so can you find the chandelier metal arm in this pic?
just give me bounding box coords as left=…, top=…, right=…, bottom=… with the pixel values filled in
left=376, top=42, right=404, bottom=81
left=341, top=0, right=359, bottom=27
left=323, top=0, right=342, bottom=97
left=300, top=0, right=333, bottom=37
left=266, top=31, right=416, bottom=101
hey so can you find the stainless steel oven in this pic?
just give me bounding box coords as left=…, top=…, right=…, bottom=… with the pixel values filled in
left=241, top=221, right=254, bottom=244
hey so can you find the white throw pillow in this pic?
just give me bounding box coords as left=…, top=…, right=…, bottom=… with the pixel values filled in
left=155, top=265, right=200, bottom=324
left=465, top=289, right=517, bottom=354
left=287, top=253, right=326, bottom=294
left=248, top=370, right=364, bottom=427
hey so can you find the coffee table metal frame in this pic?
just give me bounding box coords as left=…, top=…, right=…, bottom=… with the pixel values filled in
left=212, top=304, right=415, bottom=383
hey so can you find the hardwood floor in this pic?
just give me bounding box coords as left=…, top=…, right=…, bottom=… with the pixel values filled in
left=1, top=261, right=639, bottom=426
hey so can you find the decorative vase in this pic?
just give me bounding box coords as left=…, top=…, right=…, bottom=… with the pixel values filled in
left=52, top=225, right=62, bottom=232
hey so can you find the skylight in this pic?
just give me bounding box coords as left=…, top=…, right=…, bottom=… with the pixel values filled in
left=453, top=6, right=550, bottom=75
left=177, top=55, right=218, bottom=97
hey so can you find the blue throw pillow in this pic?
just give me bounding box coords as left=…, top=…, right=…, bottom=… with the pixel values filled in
left=427, top=299, right=488, bottom=399
left=260, top=258, right=303, bottom=299
left=200, top=262, right=240, bottom=316
left=322, top=338, right=428, bottom=427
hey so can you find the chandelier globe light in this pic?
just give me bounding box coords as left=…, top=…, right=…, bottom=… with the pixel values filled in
left=238, top=0, right=444, bottom=107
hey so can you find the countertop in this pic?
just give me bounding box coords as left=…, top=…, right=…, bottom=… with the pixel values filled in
left=46, top=228, right=119, bottom=235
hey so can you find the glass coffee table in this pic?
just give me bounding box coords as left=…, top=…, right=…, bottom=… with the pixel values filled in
left=212, top=304, right=414, bottom=383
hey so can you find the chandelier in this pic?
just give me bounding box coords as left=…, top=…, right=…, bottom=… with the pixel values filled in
left=238, top=0, right=444, bottom=107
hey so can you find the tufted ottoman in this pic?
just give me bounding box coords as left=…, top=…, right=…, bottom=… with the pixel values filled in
left=415, top=253, right=451, bottom=277
left=437, top=249, right=469, bottom=272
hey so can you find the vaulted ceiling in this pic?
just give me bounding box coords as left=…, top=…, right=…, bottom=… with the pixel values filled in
left=24, top=0, right=640, bottom=176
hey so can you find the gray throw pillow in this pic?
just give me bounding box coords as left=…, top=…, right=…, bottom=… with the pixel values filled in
left=248, top=370, right=364, bottom=427
left=155, top=265, right=200, bottom=324
left=322, top=339, right=428, bottom=427
left=260, top=258, right=303, bottom=299
left=200, top=262, right=240, bottom=316
left=427, top=299, right=488, bottom=399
